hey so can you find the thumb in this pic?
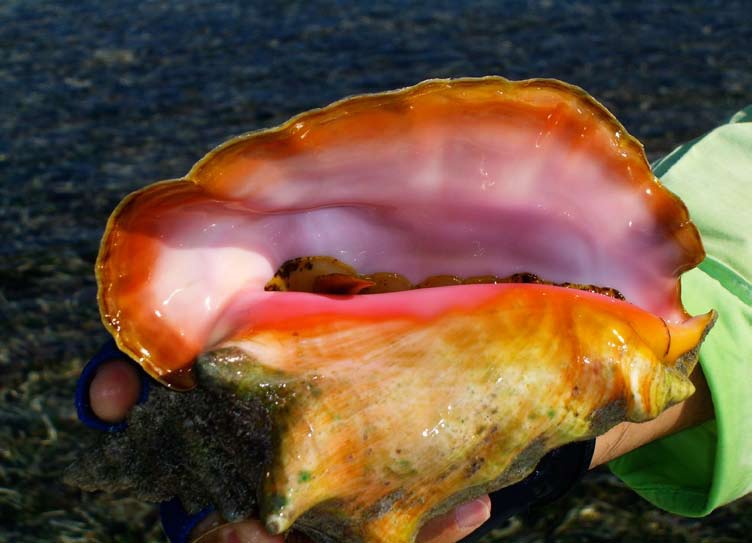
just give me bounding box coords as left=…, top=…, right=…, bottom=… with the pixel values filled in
left=417, top=496, right=491, bottom=543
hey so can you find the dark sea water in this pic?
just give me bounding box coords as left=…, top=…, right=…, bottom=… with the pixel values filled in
left=1, top=1, right=750, bottom=541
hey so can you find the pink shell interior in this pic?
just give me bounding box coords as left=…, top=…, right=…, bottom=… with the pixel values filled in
left=97, top=77, right=705, bottom=386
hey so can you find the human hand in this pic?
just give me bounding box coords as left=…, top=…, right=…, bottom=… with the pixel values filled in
left=589, top=364, right=713, bottom=468
left=87, top=358, right=491, bottom=543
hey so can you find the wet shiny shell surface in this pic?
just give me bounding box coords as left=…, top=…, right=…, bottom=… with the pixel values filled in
left=94, top=77, right=714, bottom=542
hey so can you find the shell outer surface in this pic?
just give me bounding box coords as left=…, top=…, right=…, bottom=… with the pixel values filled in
left=199, top=286, right=713, bottom=542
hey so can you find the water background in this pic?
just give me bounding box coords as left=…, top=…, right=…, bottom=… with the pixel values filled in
left=2, top=1, right=751, bottom=541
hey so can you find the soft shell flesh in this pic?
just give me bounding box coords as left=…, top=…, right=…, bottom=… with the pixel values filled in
left=97, top=77, right=705, bottom=386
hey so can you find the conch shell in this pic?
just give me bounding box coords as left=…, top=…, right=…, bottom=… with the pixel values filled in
left=92, top=78, right=714, bottom=542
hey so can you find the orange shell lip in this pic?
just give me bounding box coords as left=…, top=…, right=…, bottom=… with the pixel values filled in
left=96, top=77, right=708, bottom=388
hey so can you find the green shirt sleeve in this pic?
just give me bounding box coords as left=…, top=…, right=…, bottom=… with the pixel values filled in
left=608, top=106, right=752, bottom=516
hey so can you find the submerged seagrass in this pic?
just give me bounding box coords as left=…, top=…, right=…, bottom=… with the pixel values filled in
left=69, top=77, right=715, bottom=543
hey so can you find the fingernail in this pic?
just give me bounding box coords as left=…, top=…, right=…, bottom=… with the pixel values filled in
left=455, top=498, right=491, bottom=529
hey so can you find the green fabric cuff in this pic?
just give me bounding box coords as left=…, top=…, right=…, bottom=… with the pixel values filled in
left=608, top=106, right=752, bottom=516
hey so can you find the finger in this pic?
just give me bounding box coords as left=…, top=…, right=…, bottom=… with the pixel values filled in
left=88, top=359, right=142, bottom=422
left=417, top=495, right=491, bottom=543
left=191, top=518, right=288, bottom=543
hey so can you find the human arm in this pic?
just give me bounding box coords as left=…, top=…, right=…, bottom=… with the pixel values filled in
left=606, top=105, right=752, bottom=516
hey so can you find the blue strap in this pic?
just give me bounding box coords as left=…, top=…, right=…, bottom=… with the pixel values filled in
left=160, top=499, right=214, bottom=543
left=75, top=339, right=216, bottom=541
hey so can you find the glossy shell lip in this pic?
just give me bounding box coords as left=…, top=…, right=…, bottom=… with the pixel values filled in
left=96, top=76, right=707, bottom=389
